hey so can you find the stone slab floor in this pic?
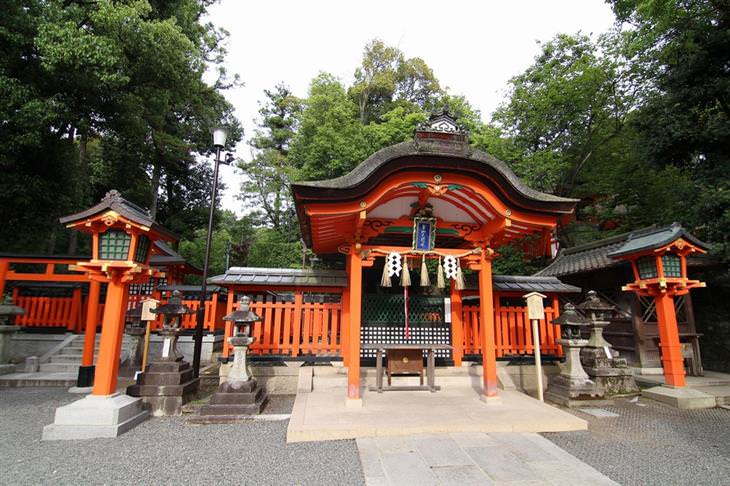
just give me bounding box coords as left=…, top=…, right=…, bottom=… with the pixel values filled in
left=358, top=432, right=618, bottom=486
left=544, top=397, right=730, bottom=486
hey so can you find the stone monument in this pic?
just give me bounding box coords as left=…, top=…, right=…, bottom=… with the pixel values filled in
left=577, top=291, right=639, bottom=397
left=0, top=296, right=24, bottom=375
left=127, top=290, right=199, bottom=415
left=546, top=303, right=604, bottom=407
left=189, top=295, right=267, bottom=423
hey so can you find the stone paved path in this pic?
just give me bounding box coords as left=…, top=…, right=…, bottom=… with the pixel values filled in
left=544, top=397, right=730, bottom=486
left=357, top=432, right=618, bottom=485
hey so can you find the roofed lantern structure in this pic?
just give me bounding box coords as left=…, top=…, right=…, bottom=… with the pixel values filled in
left=289, top=113, right=579, bottom=403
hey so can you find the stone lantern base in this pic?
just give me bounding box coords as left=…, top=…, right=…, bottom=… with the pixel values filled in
left=581, top=347, right=639, bottom=397
left=126, top=328, right=199, bottom=416
left=546, top=338, right=608, bottom=407
left=195, top=378, right=268, bottom=418
left=127, top=359, right=199, bottom=416
left=187, top=335, right=267, bottom=424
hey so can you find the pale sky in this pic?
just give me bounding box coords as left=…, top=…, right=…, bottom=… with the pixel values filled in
left=206, top=0, right=617, bottom=215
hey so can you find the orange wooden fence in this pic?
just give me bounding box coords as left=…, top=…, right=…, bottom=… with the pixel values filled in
left=223, top=298, right=343, bottom=357
left=150, top=298, right=225, bottom=332
left=462, top=304, right=562, bottom=357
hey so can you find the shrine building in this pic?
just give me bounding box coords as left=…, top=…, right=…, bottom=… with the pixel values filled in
left=210, top=113, right=580, bottom=402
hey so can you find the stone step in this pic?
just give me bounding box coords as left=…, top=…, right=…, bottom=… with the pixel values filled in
left=39, top=362, right=80, bottom=373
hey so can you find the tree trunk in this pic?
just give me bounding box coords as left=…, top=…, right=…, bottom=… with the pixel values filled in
left=149, top=161, right=162, bottom=219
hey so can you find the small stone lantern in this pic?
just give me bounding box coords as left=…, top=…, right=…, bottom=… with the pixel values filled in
left=151, top=290, right=193, bottom=361
left=126, top=289, right=200, bottom=416
left=192, top=295, right=268, bottom=422
left=124, top=306, right=146, bottom=371
left=222, top=295, right=259, bottom=383
left=545, top=303, right=600, bottom=406
left=576, top=291, right=639, bottom=397
left=0, top=296, right=24, bottom=369
left=576, top=291, right=614, bottom=348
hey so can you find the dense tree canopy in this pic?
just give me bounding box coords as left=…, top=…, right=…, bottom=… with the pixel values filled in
left=0, top=0, right=240, bottom=253
left=2, top=4, right=728, bottom=290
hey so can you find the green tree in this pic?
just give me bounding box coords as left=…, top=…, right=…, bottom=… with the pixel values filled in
left=239, top=83, right=301, bottom=232
left=0, top=0, right=241, bottom=253
left=493, top=33, right=636, bottom=195
left=290, top=73, right=371, bottom=180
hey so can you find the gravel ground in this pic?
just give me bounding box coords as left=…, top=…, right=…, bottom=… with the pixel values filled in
left=542, top=397, right=730, bottom=486
left=0, top=388, right=364, bottom=486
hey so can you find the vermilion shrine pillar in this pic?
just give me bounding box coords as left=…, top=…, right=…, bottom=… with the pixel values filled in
left=77, top=279, right=101, bottom=388
left=346, top=250, right=363, bottom=404
left=450, top=285, right=463, bottom=367
left=653, top=291, right=687, bottom=387
left=478, top=248, right=499, bottom=399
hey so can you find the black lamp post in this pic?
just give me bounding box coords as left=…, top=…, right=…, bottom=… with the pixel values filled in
left=192, top=127, right=229, bottom=378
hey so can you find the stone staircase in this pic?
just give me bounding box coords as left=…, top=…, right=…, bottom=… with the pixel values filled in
left=39, top=335, right=136, bottom=373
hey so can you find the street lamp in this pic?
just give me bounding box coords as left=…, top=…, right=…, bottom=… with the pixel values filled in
left=192, top=126, right=229, bottom=378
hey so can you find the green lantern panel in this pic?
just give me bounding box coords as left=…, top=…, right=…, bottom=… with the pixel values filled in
left=99, top=230, right=131, bottom=260
left=636, top=256, right=658, bottom=279
left=661, top=254, right=682, bottom=277
left=134, top=235, right=151, bottom=263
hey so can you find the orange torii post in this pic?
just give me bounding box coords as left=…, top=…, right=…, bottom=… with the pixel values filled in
left=43, top=190, right=180, bottom=440
left=477, top=248, right=498, bottom=399
left=346, top=249, right=363, bottom=405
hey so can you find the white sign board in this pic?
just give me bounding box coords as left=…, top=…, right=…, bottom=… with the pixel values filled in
left=141, top=299, right=159, bottom=321
left=524, top=292, right=547, bottom=320
left=444, top=298, right=452, bottom=323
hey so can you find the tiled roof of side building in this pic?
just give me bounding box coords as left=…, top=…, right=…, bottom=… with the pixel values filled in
left=208, top=267, right=349, bottom=287
left=536, top=223, right=708, bottom=278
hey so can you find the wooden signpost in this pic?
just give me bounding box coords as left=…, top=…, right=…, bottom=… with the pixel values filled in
left=524, top=292, right=547, bottom=402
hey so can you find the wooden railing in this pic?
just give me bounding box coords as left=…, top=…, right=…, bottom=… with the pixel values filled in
left=223, top=296, right=343, bottom=357
left=150, top=298, right=225, bottom=332
left=462, top=305, right=562, bottom=357
left=15, top=295, right=82, bottom=331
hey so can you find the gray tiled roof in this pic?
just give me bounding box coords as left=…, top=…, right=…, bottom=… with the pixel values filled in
left=210, top=267, right=579, bottom=293
left=536, top=223, right=707, bottom=277
left=608, top=222, right=708, bottom=258
left=59, top=190, right=178, bottom=242
left=467, top=274, right=581, bottom=293
left=208, top=267, right=348, bottom=287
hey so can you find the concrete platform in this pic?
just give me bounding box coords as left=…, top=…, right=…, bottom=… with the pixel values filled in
left=287, top=382, right=587, bottom=443
left=636, top=370, right=730, bottom=408
left=42, top=393, right=149, bottom=440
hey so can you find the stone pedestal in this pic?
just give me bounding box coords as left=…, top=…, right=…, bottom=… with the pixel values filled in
left=42, top=393, right=148, bottom=440
left=581, top=346, right=639, bottom=397
left=124, top=325, right=146, bottom=371
left=0, top=325, right=19, bottom=375
left=0, top=325, right=19, bottom=363
left=546, top=338, right=604, bottom=407
left=642, top=385, right=716, bottom=409
left=188, top=335, right=267, bottom=424
left=127, top=329, right=199, bottom=416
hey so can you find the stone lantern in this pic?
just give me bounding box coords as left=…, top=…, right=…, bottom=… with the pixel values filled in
left=124, top=306, right=146, bottom=372
left=0, top=296, right=24, bottom=374
left=576, top=291, right=615, bottom=348
left=127, top=290, right=200, bottom=416
left=545, top=303, right=601, bottom=406
left=191, top=295, right=268, bottom=423
left=576, top=291, right=639, bottom=397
